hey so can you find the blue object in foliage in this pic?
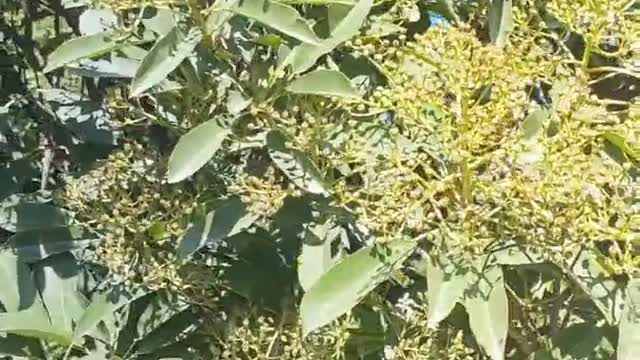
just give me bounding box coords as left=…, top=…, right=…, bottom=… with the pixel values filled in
left=429, top=13, right=450, bottom=28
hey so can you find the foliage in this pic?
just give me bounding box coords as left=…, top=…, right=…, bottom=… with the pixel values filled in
left=0, top=0, right=639, bottom=359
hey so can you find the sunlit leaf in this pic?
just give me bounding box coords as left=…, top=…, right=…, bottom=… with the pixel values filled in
left=618, top=279, right=640, bottom=360
left=426, top=255, right=471, bottom=328
left=464, top=265, right=508, bottom=360
left=130, top=26, right=202, bottom=97
left=300, top=239, right=416, bottom=335
left=231, top=0, right=321, bottom=45
left=267, top=130, right=328, bottom=195
left=287, top=69, right=360, bottom=98
left=487, top=0, right=513, bottom=48
left=167, top=116, right=233, bottom=183
left=43, top=32, right=122, bottom=73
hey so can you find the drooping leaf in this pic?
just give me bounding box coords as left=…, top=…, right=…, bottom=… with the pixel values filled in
left=287, top=69, right=360, bottom=98
left=300, top=239, right=416, bottom=335
left=66, top=56, right=139, bottom=78
left=33, top=253, right=87, bottom=332
left=9, top=226, right=100, bottom=262
left=267, top=130, right=328, bottom=195
left=0, top=202, right=68, bottom=233
left=464, top=265, right=508, bottom=360
left=298, top=222, right=343, bottom=291
left=130, top=26, right=202, bottom=97
left=43, top=32, right=123, bottom=73
left=176, top=197, right=257, bottom=260
left=231, top=0, right=321, bottom=45
left=487, top=0, right=513, bottom=48
left=618, top=279, right=640, bottom=360
left=280, top=0, right=373, bottom=73
left=167, top=117, right=233, bottom=183
left=72, top=286, right=148, bottom=342
left=425, top=255, right=471, bottom=328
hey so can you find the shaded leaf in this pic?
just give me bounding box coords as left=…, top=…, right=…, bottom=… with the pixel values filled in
left=489, top=242, right=545, bottom=265
left=553, top=323, right=614, bottom=360
left=177, top=197, right=257, bottom=260
left=43, top=32, right=122, bottom=73
left=267, top=130, right=328, bottom=195
left=487, top=0, right=513, bottom=48
left=9, top=226, right=100, bottom=262
left=130, top=26, right=202, bottom=97
left=135, top=309, right=200, bottom=355
left=167, top=116, right=233, bottom=183
left=231, top=0, right=321, bottom=45
left=300, top=239, right=416, bottom=335
left=618, top=279, right=640, bottom=360
left=281, top=0, right=373, bottom=73
left=426, top=255, right=471, bottom=328
left=464, top=265, right=508, bottom=360
left=0, top=250, right=38, bottom=311
left=0, top=202, right=68, bottom=233
left=287, top=69, right=360, bottom=98
left=0, top=307, right=72, bottom=345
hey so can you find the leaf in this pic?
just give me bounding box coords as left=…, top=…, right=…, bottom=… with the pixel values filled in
left=231, top=0, right=321, bottom=45
left=300, top=239, right=416, bottom=335
left=9, top=226, right=100, bottom=262
left=135, top=309, right=200, bottom=355
left=167, top=116, right=234, bottom=183
left=568, top=249, right=625, bottom=325
left=0, top=307, right=72, bottom=345
left=553, top=323, right=614, bottom=359
left=425, top=255, right=471, bottom=328
left=298, top=223, right=343, bottom=291
left=0, top=202, right=68, bottom=233
left=43, top=32, right=122, bottom=73
left=177, top=197, right=257, bottom=260
left=604, top=132, right=639, bottom=161
left=489, top=242, right=545, bottom=265
left=521, top=108, right=550, bottom=141
left=0, top=250, right=38, bottom=311
left=267, top=130, right=328, bottom=195
left=33, top=253, right=87, bottom=332
left=464, top=265, right=508, bottom=360
left=487, top=0, right=513, bottom=48
left=287, top=69, right=360, bottom=98
left=78, top=9, right=117, bottom=35
left=130, top=26, right=202, bottom=97
left=280, top=0, right=373, bottom=73
left=141, top=8, right=176, bottom=36
left=618, top=279, right=640, bottom=360
left=72, top=286, right=148, bottom=342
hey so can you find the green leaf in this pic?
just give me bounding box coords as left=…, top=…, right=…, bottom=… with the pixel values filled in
left=604, top=132, right=639, bottom=161
left=9, top=226, right=99, bottom=262
left=298, top=223, right=343, bottom=291
left=521, top=108, right=550, bottom=141
left=280, top=0, right=373, bottom=73
left=33, top=253, right=87, bottom=332
left=0, top=202, right=68, bottom=233
left=267, top=130, right=328, bottom=195
left=618, top=279, right=640, bottom=360
left=425, top=255, right=471, bottom=328
left=553, top=323, right=614, bottom=359
left=287, top=69, right=360, bottom=98
left=177, top=197, right=257, bottom=260
left=0, top=250, right=38, bottom=312
left=300, top=239, right=416, bottom=335
left=135, top=309, right=200, bottom=355
left=43, top=32, right=122, bottom=73
left=568, top=249, right=625, bottom=325
left=130, top=26, right=202, bottom=97
left=167, top=116, right=233, bottom=183
left=464, top=265, right=508, bottom=360
left=72, top=287, right=148, bottom=342
left=0, top=307, right=73, bottom=345
left=231, top=0, right=321, bottom=45
left=487, top=0, right=513, bottom=48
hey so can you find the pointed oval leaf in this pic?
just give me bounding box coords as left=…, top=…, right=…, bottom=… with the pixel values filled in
left=9, top=226, right=100, bottom=262
left=618, top=279, right=640, bottom=360
left=177, top=197, right=257, bottom=260
left=281, top=0, right=373, bottom=74
left=300, top=239, right=416, bottom=335
left=287, top=69, right=360, bottom=98
left=0, top=202, right=68, bottom=232
left=488, top=0, right=513, bottom=48
left=167, top=117, right=233, bottom=183
left=130, top=26, right=202, bottom=97
left=232, top=0, right=321, bottom=45
left=43, top=32, right=122, bottom=73
left=0, top=307, right=73, bottom=345
left=464, top=265, right=508, bottom=360
left=267, top=130, right=328, bottom=195
left=426, top=255, right=471, bottom=328
left=0, top=250, right=38, bottom=312
left=72, top=287, right=148, bottom=342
